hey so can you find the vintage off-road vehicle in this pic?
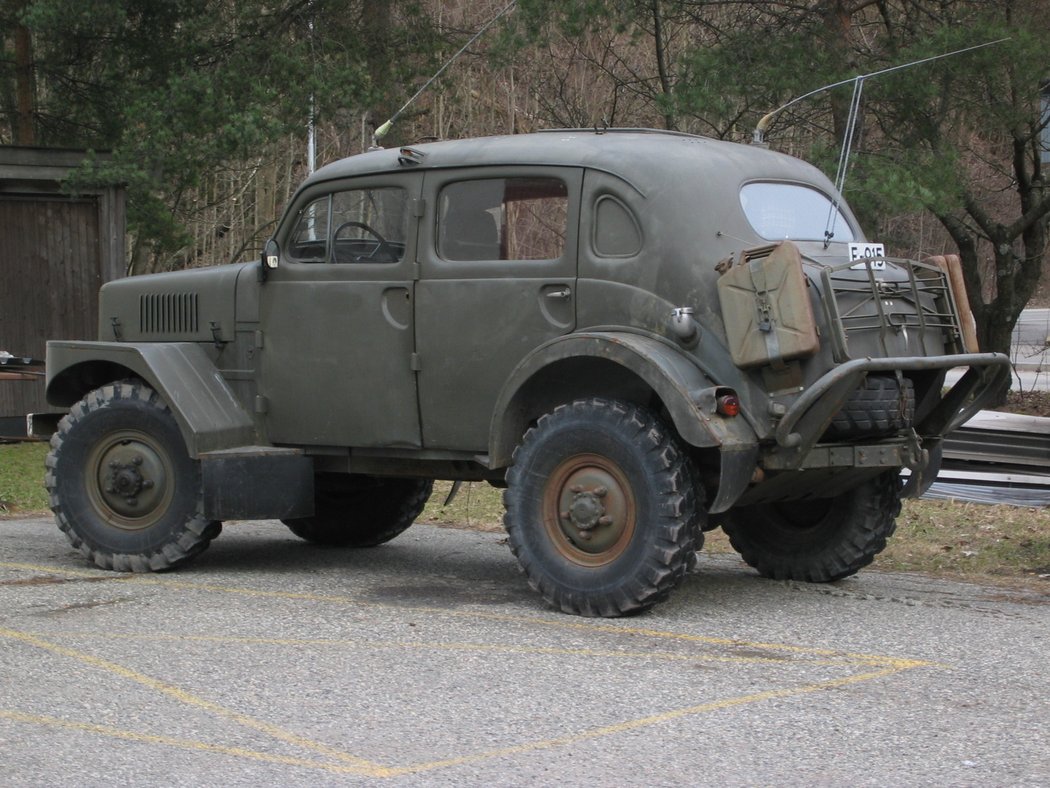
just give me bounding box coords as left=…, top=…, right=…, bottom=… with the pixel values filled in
left=41, top=129, right=1009, bottom=616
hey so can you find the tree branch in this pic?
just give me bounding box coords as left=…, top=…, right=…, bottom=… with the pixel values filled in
left=962, top=193, right=998, bottom=240
left=650, top=0, right=676, bottom=130
left=1006, top=190, right=1050, bottom=241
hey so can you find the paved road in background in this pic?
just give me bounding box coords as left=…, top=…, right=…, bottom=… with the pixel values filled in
left=1014, top=308, right=1050, bottom=352
left=1010, top=308, right=1050, bottom=390
left=942, top=307, right=1049, bottom=391
left=1, top=518, right=1047, bottom=787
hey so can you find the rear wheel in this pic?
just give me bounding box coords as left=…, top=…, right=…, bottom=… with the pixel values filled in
left=45, top=380, right=220, bottom=572
left=721, top=472, right=901, bottom=582
left=282, top=475, right=432, bottom=547
left=503, top=399, right=700, bottom=617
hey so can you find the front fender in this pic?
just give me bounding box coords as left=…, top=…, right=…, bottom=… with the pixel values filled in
left=46, top=341, right=256, bottom=457
left=489, top=332, right=758, bottom=468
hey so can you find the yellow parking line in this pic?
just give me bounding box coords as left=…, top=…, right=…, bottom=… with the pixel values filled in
left=0, top=627, right=390, bottom=776
left=0, top=664, right=907, bottom=779
left=0, top=562, right=934, bottom=669
left=0, top=709, right=378, bottom=776
left=0, top=560, right=938, bottom=776
left=1, top=561, right=111, bottom=578
left=28, top=630, right=861, bottom=667
left=387, top=665, right=908, bottom=776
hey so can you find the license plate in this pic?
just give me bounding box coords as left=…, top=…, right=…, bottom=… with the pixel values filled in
left=849, top=242, right=886, bottom=270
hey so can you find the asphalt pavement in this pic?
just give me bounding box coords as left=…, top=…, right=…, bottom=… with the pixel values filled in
left=1, top=517, right=1047, bottom=787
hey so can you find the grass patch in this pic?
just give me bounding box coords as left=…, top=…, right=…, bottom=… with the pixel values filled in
left=879, top=498, right=1050, bottom=586
left=0, top=442, right=50, bottom=515
left=4, top=455, right=1048, bottom=590
left=421, top=481, right=505, bottom=532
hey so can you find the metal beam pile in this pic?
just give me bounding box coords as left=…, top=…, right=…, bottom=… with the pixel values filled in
left=923, top=410, right=1050, bottom=507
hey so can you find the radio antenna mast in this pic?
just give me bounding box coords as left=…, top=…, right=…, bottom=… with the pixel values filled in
left=751, top=39, right=1008, bottom=146
left=750, top=38, right=1007, bottom=246
left=371, top=1, right=517, bottom=148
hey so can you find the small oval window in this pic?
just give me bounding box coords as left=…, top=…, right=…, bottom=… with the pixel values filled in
left=739, top=182, right=856, bottom=243
left=593, top=195, right=642, bottom=257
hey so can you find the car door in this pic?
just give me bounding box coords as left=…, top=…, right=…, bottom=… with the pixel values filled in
left=258, top=173, right=423, bottom=448
left=414, top=167, right=582, bottom=451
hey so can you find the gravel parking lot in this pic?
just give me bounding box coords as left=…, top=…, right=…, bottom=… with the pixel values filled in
left=1, top=516, right=1047, bottom=786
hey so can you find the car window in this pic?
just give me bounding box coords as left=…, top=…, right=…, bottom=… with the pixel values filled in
left=288, top=196, right=331, bottom=262
left=288, top=187, right=409, bottom=263
left=739, top=182, right=856, bottom=243
left=438, top=177, right=568, bottom=261
left=593, top=195, right=642, bottom=257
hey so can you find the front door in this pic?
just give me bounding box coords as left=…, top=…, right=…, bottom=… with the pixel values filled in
left=415, top=167, right=582, bottom=451
left=258, top=174, right=423, bottom=448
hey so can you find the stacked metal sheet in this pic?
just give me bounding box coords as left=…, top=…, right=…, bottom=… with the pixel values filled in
left=922, top=410, right=1050, bottom=506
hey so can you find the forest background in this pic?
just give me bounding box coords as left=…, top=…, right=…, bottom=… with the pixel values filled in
left=2, top=0, right=1049, bottom=361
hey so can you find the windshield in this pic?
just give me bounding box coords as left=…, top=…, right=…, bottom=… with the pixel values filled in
left=740, top=182, right=856, bottom=243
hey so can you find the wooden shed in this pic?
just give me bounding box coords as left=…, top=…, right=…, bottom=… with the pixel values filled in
left=0, top=147, right=125, bottom=437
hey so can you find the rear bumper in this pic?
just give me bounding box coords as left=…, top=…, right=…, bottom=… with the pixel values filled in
left=774, top=352, right=1011, bottom=455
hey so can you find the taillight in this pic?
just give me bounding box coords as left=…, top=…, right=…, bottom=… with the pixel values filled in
left=716, top=392, right=741, bottom=417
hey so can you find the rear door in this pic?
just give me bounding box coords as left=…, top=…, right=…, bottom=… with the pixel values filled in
left=414, top=167, right=582, bottom=451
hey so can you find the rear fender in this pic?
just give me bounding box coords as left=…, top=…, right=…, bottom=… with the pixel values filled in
left=489, top=332, right=759, bottom=467
left=46, top=341, right=255, bottom=457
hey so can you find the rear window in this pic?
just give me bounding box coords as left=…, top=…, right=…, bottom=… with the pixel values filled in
left=740, top=182, right=856, bottom=243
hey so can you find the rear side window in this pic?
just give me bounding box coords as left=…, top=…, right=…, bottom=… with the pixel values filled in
left=593, top=195, right=642, bottom=257
left=438, top=177, right=568, bottom=261
left=740, top=182, right=856, bottom=243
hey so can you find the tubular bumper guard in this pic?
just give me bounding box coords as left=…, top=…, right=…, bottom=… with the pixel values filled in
left=775, top=353, right=1011, bottom=456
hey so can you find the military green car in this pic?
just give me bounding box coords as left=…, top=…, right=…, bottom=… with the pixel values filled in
left=40, top=129, right=1009, bottom=616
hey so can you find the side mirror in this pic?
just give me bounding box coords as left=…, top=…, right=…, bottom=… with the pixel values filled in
left=258, top=238, right=280, bottom=282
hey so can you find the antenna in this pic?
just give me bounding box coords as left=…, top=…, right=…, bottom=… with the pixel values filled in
left=751, top=39, right=1008, bottom=146
left=371, top=1, right=517, bottom=148
left=749, top=38, right=1007, bottom=247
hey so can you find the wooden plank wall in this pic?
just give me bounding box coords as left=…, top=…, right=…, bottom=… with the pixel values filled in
left=0, top=195, right=102, bottom=422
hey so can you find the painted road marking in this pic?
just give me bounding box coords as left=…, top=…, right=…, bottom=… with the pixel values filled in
left=0, top=626, right=386, bottom=774
left=0, top=709, right=377, bottom=776
left=22, top=629, right=867, bottom=666
left=0, top=560, right=935, bottom=776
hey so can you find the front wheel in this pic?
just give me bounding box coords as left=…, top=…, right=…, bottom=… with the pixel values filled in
left=45, top=380, right=220, bottom=572
left=721, top=472, right=901, bottom=582
left=503, top=399, right=701, bottom=617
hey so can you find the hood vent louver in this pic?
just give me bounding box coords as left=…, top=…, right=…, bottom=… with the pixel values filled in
left=140, top=292, right=200, bottom=334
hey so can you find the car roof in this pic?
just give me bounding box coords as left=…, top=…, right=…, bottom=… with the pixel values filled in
left=303, top=128, right=839, bottom=199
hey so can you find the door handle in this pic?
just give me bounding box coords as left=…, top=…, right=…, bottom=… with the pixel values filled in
left=545, top=287, right=572, bottom=300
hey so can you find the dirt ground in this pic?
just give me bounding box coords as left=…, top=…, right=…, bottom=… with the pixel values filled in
left=995, top=389, right=1050, bottom=417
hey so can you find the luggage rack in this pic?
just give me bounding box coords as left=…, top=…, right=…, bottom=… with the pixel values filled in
left=818, top=257, right=964, bottom=362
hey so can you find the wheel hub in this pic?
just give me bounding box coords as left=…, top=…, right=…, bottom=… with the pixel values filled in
left=105, top=456, right=156, bottom=506
left=88, top=431, right=172, bottom=526
left=564, top=487, right=612, bottom=532
left=545, top=455, right=635, bottom=566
